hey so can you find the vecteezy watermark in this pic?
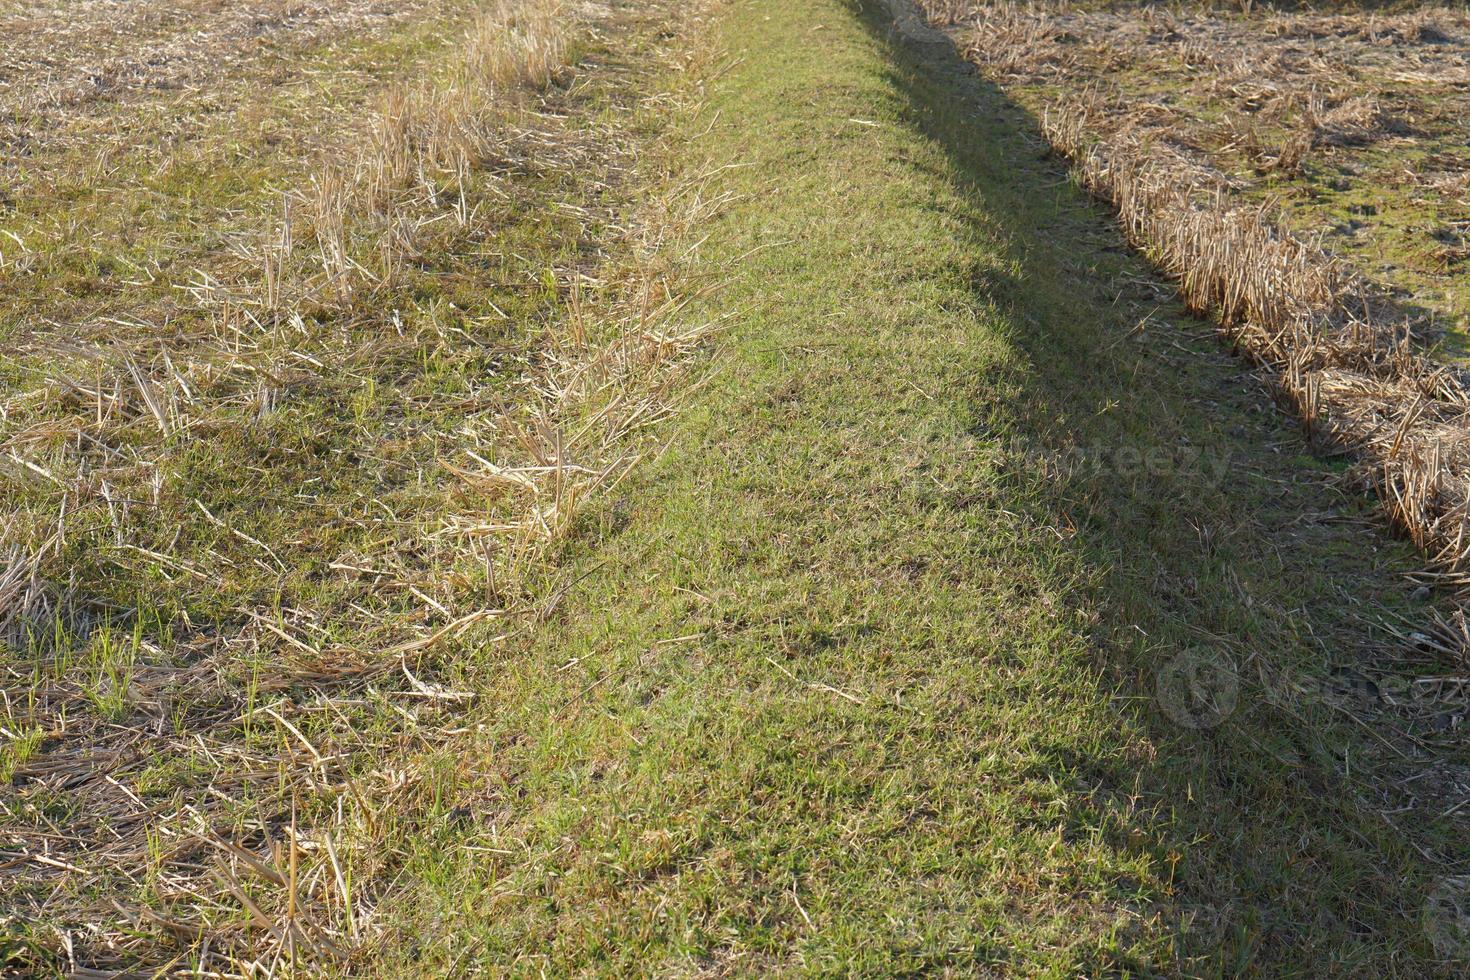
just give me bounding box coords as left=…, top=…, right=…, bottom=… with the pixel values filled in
left=1155, top=648, right=1239, bottom=730
left=1425, top=876, right=1470, bottom=963
left=1007, top=439, right=1234, bottom=490
left=1152, top=648, right=1470, bottom=734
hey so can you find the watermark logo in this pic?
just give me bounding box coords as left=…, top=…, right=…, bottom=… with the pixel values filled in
left=1155, top=648, right=1238, bottom=730
left=1001, top=439, right=1234, bottom=492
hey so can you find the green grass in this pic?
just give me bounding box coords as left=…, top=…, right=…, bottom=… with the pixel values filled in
left=3, top=0, right=1464, bottom=972
left=363, top=0, right=1469, bottom=974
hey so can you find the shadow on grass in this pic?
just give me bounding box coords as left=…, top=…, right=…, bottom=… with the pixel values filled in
left=858, top=0, right=1469, bottom=970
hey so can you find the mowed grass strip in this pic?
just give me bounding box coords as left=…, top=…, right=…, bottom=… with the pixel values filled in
left=377, top=0, right=1466, bottom=974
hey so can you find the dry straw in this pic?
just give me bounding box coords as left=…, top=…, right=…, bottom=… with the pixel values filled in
left=922, top=1, right=1470, bottom=602
left=0, top=0, right=725, bottom=971
left=288, top=0, right=569, bottom=310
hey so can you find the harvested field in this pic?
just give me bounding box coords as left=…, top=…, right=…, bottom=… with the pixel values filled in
left=917, top=0, right=1470, bottom=591
left=0, top=0, right=480, bottom=188
left=0, top=0, right=717, bottom=971
left=923, top=1, right=1470, bottom=345
left=4, top=0, right=1470, bottom=973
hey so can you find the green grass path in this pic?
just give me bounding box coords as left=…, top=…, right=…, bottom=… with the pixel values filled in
left=381, top=0, right=1464, bottom=973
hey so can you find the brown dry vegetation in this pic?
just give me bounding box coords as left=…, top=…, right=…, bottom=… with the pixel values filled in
left=917, top=0, right=1470, bottom=601
left=917, top=0, right=1470, bottom=333
left=0, top=0, right=718, bottom=972
left=0, top=0, right=482, bottom=192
